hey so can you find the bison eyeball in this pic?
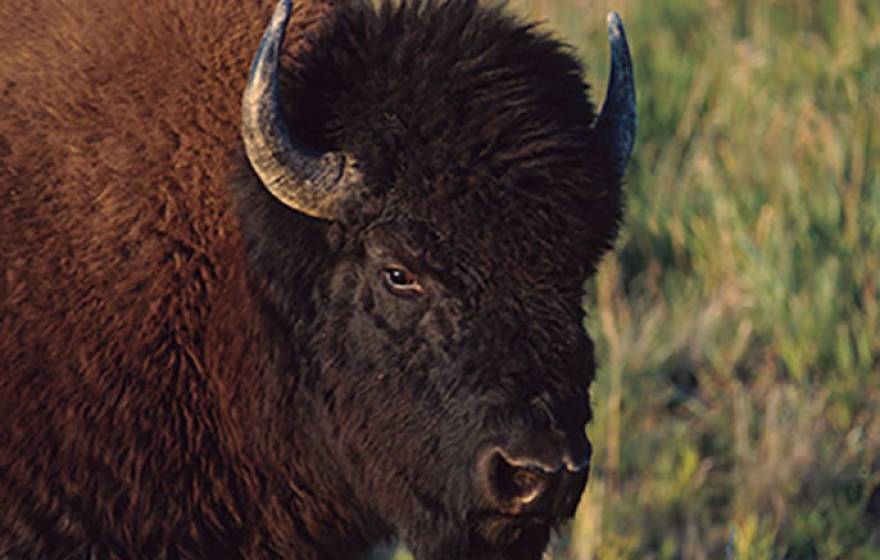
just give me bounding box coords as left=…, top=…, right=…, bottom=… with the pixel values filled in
left=383, top=265, right=423, bottom=297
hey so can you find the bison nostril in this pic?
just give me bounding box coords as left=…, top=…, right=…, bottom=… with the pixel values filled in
left=509, top=468, right=546, bottom=504
left=499, top=455, right=549, bottom=502
left=563, top=448, right=591, bottom=473
left=476, top=434, right=592, bottom=514
left=479, top=449, right=554, bottom=512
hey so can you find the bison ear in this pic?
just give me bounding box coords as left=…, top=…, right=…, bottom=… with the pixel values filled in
left=241, top=0, right=362, bottom=220
left=592, top=12, right=637, bottom=177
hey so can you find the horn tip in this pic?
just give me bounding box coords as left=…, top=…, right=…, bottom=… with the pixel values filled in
left=606, top=11, right=624, bottom=40
left=270, top=0, right=293, bottom=31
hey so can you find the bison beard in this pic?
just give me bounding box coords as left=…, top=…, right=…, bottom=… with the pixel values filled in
left=0, top=0, right=634, bottom=558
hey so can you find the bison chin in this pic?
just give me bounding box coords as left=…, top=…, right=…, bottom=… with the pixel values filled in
left=402, top=516, right=558, bottom=560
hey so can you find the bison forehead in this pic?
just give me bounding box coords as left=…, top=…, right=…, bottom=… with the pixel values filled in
left=289, top=0, right=596, bottom=145
left=280, top=0, right=623, bottom=287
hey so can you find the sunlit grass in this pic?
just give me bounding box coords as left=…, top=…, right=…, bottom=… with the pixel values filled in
left=386, top=0, right=880, bottom=557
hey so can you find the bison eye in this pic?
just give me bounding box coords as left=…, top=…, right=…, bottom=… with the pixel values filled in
left=383, top=266, right=423, bottom=297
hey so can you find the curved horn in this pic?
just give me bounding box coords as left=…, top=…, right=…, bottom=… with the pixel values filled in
left=241, top=0, right=360, bottom=220
left=594, top=12, right=637, bottom=176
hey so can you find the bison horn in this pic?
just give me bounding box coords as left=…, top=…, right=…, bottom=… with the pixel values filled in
left=594, top=12, right=637, bottom=176
left=241, top=0, right=361, bottom=220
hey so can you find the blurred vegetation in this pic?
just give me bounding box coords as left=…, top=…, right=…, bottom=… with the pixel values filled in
left=387, top=0, right=880, bottom=558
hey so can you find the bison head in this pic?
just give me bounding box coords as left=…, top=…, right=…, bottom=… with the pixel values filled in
left=235, top=0, right=635, bottom=557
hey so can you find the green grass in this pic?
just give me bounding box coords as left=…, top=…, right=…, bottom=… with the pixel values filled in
left=389, top=1, right=880, bottom=557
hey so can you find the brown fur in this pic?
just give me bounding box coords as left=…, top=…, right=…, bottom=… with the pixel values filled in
left=0, top=1, right=355, bottom=557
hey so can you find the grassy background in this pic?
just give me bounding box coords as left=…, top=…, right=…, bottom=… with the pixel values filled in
left=387, top=0, right=880, bottom=557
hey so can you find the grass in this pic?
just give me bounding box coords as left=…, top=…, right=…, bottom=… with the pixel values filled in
left=389, top=0, right=880, bottom=557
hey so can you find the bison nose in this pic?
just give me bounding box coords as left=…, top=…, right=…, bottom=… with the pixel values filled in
left=476, top=433, right=591, bottom=515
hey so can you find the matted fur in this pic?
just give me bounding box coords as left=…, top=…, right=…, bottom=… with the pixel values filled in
left=0, top=0, right=624, bottom=558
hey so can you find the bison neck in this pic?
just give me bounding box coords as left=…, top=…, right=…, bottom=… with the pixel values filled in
left=230, top=260, right=392, bottom=559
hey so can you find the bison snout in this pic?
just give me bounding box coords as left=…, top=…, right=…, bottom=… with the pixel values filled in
left=476, top=432, right=591, bottom=516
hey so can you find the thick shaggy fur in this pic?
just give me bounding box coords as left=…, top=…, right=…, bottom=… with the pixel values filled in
left=0, top=0, right=623, bottom=558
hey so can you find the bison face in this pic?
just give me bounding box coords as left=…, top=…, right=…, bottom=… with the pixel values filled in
left=236, top=0, right=635, bottom=558
left=305, top=222, right=596, bottom=558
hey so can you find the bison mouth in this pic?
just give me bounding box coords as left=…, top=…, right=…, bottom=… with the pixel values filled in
left=405, top=513, right=565, bottom=560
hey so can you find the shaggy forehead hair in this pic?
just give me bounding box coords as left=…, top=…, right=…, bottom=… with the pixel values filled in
left=284, top=0, right=624, bottom=286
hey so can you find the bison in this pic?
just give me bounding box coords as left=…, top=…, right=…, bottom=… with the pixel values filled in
left=0, top=0, right=636, bottom=558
